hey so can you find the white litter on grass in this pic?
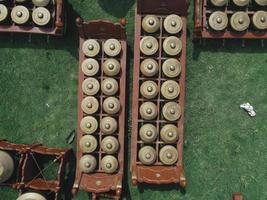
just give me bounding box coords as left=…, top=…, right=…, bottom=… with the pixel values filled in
left=240, top=102, right=256, bottom=117
left=46, top=103, right=50, bottom=108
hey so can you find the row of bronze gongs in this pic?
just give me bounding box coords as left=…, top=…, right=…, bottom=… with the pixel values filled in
left=209, top=11, right=267, bottom=31
left=0, top=0, right=52, bottom=7
left=139, top=15, right=182, bottom=166
left=82, top=39, right=122, bottom=57
left=79, top=39, right=122, bottom=174
left=0, top=5, right=51, bottom=26
left=210, top=0, right=267, bottom=7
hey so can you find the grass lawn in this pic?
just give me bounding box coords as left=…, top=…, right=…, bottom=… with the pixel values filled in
left=0, top=0, right=267, bottom=199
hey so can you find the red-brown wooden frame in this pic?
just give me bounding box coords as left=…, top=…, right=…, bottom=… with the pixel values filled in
left=0, top=140, right=71, bottom=200
left=193, top=0, right=267, bottom=40
left=131, top=0, right=188, bottom=187
left=72, top=18, right=127, bottom=200
left=0, top=0, right=64, bottom=35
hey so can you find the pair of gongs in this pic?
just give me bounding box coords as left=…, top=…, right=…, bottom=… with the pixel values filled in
left=82, top=39, right=122, bottom=57
left=17, top=193, right=47, bottom=200
left=138, top=145, right=178, bottom=165
left=82, top=77, right=119, bottom=96
left=140, top=58, right=181, bottom=78
left=139, top=123, right=179, bottom=143
left=81, top=96, right=120, bottom=115
left=211, top=0, right=267, bottom=7
left=81, top=58, right=121, bottom=77
left=80, top=116, right=118, bottom=135
left=140, top=36, right=182, bottom=56
left=142, top=14, right=183, bottom=34
left=80, top=154, right=118, bottom=174
left=139, top=101, right=181, bottom=121
left=0, top=5, right=51, bottom=26
left=209, top=11, right=267, bottom=31
left=80, top=135, right=119, bottom=154
left=140, top=80, right=180, bottom=100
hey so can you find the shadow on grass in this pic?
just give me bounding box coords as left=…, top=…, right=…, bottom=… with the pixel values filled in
left=137, top=183, right=186, bottom=195
left=192, top=39, right=267, bottom=61
left=121, top=44, right=133, bottom=200
left=63, top=150, right=76, bottom=200
left=98, top=0, right=135, bottom=18
left=0, top=2, right=80, bottom=59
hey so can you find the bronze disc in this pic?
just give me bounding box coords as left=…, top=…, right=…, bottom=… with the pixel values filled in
left=101, top=78, right=119, bottom=96
left=159, top=145, right=178, bottom=165
left=233, top=0, right=249, bottom=6
left=142, top=15, right=160, bottom=33
left=81, top=58, right=99, bottom=76
left=32, top=7, right=51, bottom=26
left=103, top=39, right=121, bottom=57
left=252, top=11, right=267, bottom=30
left=140, top=59, right=159, bottom=77
left=79, top=155, right=97, bottom=173
left=80, top=116, right=98, bottom=134
left=162, top=58, right=181, bottom=78
left=82, top=39, right=100, bottom=57
left=140, top=81, right=159, bottom=99
left=139, top=124, right=158, bottom=143
left=164, top=14, right=183, bottom=34
left=82, top=78, right=100, bottom=96
left=140, top=36, right=159, bottom=56
left=101, top=155, right=118, bottom=173
left=81, top=96, right=99, bottom=115
left=138, top=146, right=157, bottom=165
left=162, top=102, right=181, bottom=121
left=0, top=4, right=8, bottom=22
left=255, top=0, right=267, bottom=6
left=101, top=136, right=119, bottom=154
left=103, top=96, right=120, bottom=114
left=210, top=0, right=228, bottom=6
left=163, top=36, right=182, bottom=56
left=11, top=6, right=30, bottom=24
left=161, top=80, right=180, bottom=100
left=208, top=11, right=228, bottom=31
left=139, top=102, right=158, bottom=120
left=32, top=0, right=50, bottom=7
left=100, top=116, right=117, bottom=135
left=103, top=59, right=120, bottom=76
left=80, top=135, right=98, bottom=153
left=230, top=12, right=250, bottom=32
left=160, top=124, right=179, bottom=143
left=17, top=193, right=47, bottom=200
left=0, top=151, right=14, bottom=183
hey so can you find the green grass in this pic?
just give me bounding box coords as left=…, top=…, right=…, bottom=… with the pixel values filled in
left=1, top=0, right=267, bottom=199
